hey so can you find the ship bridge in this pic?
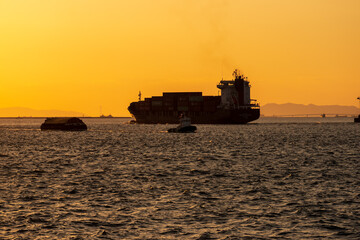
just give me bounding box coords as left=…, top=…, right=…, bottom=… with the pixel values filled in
left=217, top=70, right=253, bottom=109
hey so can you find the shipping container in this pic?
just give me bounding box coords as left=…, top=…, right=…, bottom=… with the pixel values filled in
left=189, top=96, right=203, bottom=102
left=164, top=101, right=174, bottom=107
left=203, top=105, right=217, bottom=112
left=178, top=96, right=189, bottom=102
left=164, top=106, right=174, bottom=111
left=151, top=106, right=163, bottom=111
left=151, top=101, right=163, bottom=106
left=152, top=96, right=163, bottom=101
left=177, top=106, right=189, bottom=112
left=190, top=106, right=203, bottom=112
left=177, top=102, right=189, bottom=107
left=140, top=106, right=151, bottom=111
left=190, top=101, right=203, bottom=106
left=163, top=92, right=202, bottom=97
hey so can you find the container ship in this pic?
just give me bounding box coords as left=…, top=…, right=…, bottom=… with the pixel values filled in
left=128, top=70, right=260, bottom=124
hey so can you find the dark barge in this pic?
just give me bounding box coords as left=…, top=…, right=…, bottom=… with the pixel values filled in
left=41, top=117, right=87, bottom=131
left=355, top=115, right=360, bottom=123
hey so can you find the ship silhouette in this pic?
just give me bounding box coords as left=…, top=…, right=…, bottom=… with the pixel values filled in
left=128, top=70, right=260, bottom=124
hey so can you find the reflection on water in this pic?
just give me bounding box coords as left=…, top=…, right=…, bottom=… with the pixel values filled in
left=0, top=118, right=359, bottom=239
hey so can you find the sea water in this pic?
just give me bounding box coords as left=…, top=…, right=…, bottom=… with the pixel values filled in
left=0, top=118, right=359, bottom=239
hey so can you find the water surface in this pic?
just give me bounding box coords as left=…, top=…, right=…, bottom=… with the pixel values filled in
left=0, top=118, right=359, bottom=239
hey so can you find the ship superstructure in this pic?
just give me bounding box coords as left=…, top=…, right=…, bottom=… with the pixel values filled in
left=218, top=69, right=254, bottom=109
left=128, top=70, right=260, bottom=124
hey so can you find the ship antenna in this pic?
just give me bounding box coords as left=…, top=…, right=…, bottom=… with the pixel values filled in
left=233, top=69, right=239, bottom=79
left=138, top=91, right=142, bottom=101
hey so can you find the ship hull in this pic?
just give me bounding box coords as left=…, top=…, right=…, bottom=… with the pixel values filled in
left=129, top=108, right=260, bottom=124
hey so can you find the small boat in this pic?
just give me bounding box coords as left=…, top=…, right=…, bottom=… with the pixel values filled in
left=100, top=114, right=113, bottom=118
left=355, top=115, right=360, bottom=123
left=41, top=117, right=87, bottom=131
left=168, top=115, right=197, bottom=133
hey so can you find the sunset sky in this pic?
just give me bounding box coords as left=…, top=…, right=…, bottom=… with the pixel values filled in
left=1, top=0, right=359, bottom=116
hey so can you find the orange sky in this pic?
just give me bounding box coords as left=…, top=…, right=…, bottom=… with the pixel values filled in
left=1, top=0, right=359, bottom=116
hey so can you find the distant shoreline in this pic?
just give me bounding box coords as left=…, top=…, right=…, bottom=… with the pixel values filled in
left=260, top=115, right=357, bottom=118
left=0, top=117, right=132, bottom=119
left=0, top=116, right=356, bottom=119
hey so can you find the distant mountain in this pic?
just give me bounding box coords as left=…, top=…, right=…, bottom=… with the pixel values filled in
left=261, top=103, right=360, bottom=116
left=0, top=107, right=85, bottom=117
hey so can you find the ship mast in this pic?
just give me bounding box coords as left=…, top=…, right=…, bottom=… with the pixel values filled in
left=232, top=69, right=239, bottom=79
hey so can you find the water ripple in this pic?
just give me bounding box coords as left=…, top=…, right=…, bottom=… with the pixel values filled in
left=0, top=118, right=359, bottom=239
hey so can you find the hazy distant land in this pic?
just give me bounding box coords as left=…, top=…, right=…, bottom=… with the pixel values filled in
left=262, top=103, right=360, bottom=117
left=1, top=104, right=359, bottom=118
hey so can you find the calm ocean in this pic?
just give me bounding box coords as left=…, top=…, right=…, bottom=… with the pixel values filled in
left=0, top=117, right=359, bottom=239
